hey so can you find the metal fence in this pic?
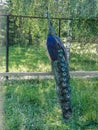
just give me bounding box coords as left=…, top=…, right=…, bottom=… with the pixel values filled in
left=0, top=14, right=98, bottom=78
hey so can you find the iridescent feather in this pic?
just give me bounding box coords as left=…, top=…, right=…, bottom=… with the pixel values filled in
left=46, top=34, right=72, bottom=122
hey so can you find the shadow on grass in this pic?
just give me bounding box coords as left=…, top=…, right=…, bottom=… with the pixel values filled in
left=70, top=52, right=98, bottom=71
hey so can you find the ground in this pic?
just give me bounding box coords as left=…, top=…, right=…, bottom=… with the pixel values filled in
left=0, top=81, right=4, bottom=130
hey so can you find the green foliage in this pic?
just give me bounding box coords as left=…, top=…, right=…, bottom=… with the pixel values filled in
left=7, top=0, right=98, bottom=18
left=71, top=19, right=98, bottom=42
left=8, top=16, right=48, bottom=46
left=70, top=0, right=97, bottom=18
left=6, top=0, right=98, bottom=44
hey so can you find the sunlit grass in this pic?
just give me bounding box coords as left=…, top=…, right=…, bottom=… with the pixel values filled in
left=70, top=43, right=98, bottom=71
left=4, top=78, right=98, bottom=130
left=0, top=43, right=98, bottom=72
left=8, top=45, right=51, bottom=72
left=1, top=43, right=98, bottom=129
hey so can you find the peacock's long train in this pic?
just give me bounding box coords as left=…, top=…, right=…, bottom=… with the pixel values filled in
left=46, top=34, right=72, bottom=122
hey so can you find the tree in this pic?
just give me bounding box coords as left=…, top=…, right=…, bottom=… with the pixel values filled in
left=6, top=0, right=98, bottom=45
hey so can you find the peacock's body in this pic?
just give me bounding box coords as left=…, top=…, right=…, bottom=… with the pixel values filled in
left=46, top=34, right=72, bottom=122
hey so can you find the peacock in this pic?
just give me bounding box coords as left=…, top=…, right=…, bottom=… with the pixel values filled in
left=46, top=21, right=72, bottom=122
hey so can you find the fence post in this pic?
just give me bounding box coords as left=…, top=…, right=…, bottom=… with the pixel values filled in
left=58, top=19, right=61, bottom=37
left=6, top=15, right=9, bottom=79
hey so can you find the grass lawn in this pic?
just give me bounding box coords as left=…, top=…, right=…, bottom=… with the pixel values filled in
left=0, top=43, right=98, bottom=129
left=0, top=45, right=6, bottom=72
left=0, top=43, right=98, bottom=72
left=3, top=78, right=98, bottom=130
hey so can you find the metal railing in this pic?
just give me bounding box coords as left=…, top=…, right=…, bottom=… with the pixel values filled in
left=0, top=14, right=98, bottom=79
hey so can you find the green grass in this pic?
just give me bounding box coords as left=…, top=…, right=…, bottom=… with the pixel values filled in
left=0, top=45, right=6, bottom=72
left=70, top=43, right=98, bottom=71
left=8, top=44, right=51, bottom=72
left=0, top=43, right=98, bottom=72
left=3, top=78, right=98, bottom=130
left=0, top=43, right=98, bottom=129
